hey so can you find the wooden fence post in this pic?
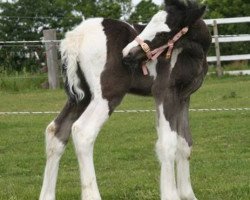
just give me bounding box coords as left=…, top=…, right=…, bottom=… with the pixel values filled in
left=43, top=29, right=60, bottom=89
left=213, top=20, right=223, bottom=77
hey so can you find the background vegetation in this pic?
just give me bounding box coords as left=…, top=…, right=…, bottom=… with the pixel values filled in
left=204, top=0, right=250, bottom=57
left=0, top=0, right=249, bottom=75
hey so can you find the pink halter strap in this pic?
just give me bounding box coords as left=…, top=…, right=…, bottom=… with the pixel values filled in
left=135, top=37, right=152, bottom=59
left=135, top=27, right=189, bottom=75
left=166, top=27, right=189, bottom=59
left=135, top=37, right=151, bottom=75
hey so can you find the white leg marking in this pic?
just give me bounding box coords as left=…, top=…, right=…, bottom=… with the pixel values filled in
left=40, top=121, right=65, bottom=200
left=156, top=104, right=180, bottom=200
left=176, top=136, right=197, bottom=200
left=147, top=59, right=158, bottom=80
left=170, top=48, right=183, bottom=72
left=72, top=99, right=109, bottom=200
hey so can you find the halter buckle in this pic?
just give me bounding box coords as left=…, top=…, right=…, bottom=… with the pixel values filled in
left=141, top=43, right=151, bottom=53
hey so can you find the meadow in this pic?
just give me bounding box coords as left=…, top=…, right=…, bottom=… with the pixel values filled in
left=0, top=75, right=249, bottom=200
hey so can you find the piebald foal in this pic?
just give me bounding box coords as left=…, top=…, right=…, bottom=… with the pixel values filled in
left=39, top=0, right=211, bottom=200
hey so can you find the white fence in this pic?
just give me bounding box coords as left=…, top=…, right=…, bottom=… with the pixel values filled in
left=204, top=16, right=250, bottom=63
left=0, top=16, right=249, bottom=88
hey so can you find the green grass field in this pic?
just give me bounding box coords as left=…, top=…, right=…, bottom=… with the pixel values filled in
left=0, top=75, right=249, bottom=200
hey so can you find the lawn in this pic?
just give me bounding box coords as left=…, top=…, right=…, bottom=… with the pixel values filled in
left=0, top=75, right=249, bottom=200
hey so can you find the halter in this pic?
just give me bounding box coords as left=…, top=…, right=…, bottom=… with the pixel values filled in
left=135, top=27, right=189, bottom=75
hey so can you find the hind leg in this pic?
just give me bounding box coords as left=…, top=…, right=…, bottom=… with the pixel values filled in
left=39, top=100, right=90, bottom=200
left=71, top=98, right=111, bottom=200
left=39, top=121, right=65, bottom=200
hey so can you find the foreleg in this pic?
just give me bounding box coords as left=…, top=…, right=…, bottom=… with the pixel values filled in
left=156, top=103, right=180, bottom=200
left=176, top=100, right=197, bottom=200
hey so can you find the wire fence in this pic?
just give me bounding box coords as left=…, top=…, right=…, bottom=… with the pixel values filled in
left=1, top=108, right=250, bottom=116
left=0, top=16, right=249, bottom=85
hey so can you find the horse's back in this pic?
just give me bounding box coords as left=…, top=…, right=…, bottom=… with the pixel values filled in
left=61, top=17, right=137, bottom=102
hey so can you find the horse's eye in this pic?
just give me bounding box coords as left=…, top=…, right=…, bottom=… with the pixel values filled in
left=156, top=32, right=167, bottom=38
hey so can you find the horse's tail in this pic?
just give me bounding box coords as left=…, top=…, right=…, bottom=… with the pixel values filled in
left=60, top=30, right=85, bottom=101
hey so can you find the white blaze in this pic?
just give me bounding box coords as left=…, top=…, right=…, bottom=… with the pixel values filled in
left=123, top=11, right=170, bottom=57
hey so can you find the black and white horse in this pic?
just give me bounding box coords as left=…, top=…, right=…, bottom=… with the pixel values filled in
left=39, top=0, right=211, bottom=200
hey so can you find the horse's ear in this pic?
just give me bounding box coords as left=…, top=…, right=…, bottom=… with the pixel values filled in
left=185, top=5, right=206, bottom=26
left=164, top=0, right=181, bottom=6
left=198, top=5, right=207, bottom=17
left=194, top=5, right=206, bottom=20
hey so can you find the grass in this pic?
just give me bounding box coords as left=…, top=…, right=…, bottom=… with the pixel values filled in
left=208, top=63, right=250, bottom=73
left=0, top=74, right=48, bottom=92
left=0, top=75, right=249, bottom=200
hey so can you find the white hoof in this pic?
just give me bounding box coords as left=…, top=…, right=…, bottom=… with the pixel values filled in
left=162, top=193, right=181, bottom=200
left=82, top=190, right=101, bottom=200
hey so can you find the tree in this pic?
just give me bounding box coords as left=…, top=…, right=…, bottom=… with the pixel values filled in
left=129, top=0, right=161, bottom=23
left=0, top=0, right=133, bottom=74
left=204, top=0, right=250, bottom=18
left=61, top=0, right=132, bottom=20
left=95, top=0, right=122, bottom=19
left=0, top=0, right=71, bottom=73
left=204, top=0, right=250, bottom=58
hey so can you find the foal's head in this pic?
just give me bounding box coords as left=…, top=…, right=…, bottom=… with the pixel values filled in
left=123, top=0, right=207, bottom=68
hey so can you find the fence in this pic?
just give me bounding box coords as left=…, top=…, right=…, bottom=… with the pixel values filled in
left=0, top=29, right=61, bottom=89
left=0, top=17, right=250, bottom=88
left=204, top=16, right=250, bottom=76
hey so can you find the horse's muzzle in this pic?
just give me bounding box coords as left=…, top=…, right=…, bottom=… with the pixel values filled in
left=122, top=52, right=135, bottom=66
left=122, top=46, right=147, bottom=68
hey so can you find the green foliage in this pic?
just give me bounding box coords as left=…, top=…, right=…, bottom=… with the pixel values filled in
left=204, top=0, right=250, bottom=18
left=0, top=0, right=132, bottom=74
left=204, top=0, right=250, bottom=57
left=0, top=0, right=250, bottom=74
left=95, top=0, right=122, bottom=19
left=0, top=0, right=71, bottom=74
left=129, top=0, right=161, bottom=23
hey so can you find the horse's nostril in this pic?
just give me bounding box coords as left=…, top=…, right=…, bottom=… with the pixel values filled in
left=125, top=52, right=133, bottom=59
left=122, top=53, right=135, bottom=66
left=122, top=56, right=131, bottom=66
left=128, top=52, right=133, bottom=57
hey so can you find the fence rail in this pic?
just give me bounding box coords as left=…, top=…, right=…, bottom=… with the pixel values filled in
left=204, top=16, right=250, bottom=25
left=207, top=54, right=250, bottom=62
left=204, top=16, right=250, bottom=74
left=211, top=34, right=250, bottom=43
left=0, top=16, right=250, bottom=87
left=0, top=40, right=60, bottom=44
left=1, top=108, right=250, bottom=115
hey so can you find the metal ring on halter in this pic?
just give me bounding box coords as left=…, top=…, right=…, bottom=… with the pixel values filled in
left=141, top=43, right=152, bottom=59
left=141, top=43, right=151, bottom=53
left=135, top=37, right=152, bottom=59
left=166, top=42, right=174, bottom=59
